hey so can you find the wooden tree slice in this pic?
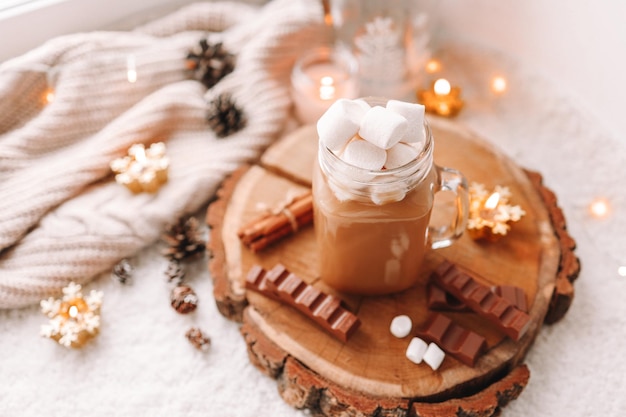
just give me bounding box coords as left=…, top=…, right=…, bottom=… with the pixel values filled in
left=207, top=119, right=579, bottom=416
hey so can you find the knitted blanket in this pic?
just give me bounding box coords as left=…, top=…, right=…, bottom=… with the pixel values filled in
left=0, top=0, right=326, bottom=309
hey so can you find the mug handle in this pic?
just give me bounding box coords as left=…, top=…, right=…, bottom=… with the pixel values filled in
left=429, top=165, right=470, bottom=250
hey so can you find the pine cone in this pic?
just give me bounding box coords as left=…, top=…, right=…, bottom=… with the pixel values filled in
left=165, top=260, right=186, bottom=286
left=161, top=216, right=206, bottom=263
left=186, top=39, right=235, bottom=89
left=206, top=93, right=246, bottom=138
left=111, top=258, right=133, bottom=284
left=170, top=285, right=198, bottom=314
left=185, top=327, right=211, bottom=351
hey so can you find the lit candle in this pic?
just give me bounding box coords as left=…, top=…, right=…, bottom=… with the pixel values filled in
left=110, top=142, right=169, bottom=193
left=291, top=47, right=359, bottom=124
left=467, top=183, right=525, bottom=241
left=319, top=76, right=336, bottom=100
left=40, top=282, right=103, bottom=349
left=417, top=78, right=464, bottom=117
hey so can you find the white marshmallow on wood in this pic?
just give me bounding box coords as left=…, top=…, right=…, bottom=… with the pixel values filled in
left=406, top=337, right=428, bottom=364
left=386, top=100, right=425, bottom=143
left=423, top=342, right=446, bottom=371
left=317, top=99, right=369, bottom=153
left=390, top=315, right=412, bottom=338
left=341, top=138, right=386, bottom=170
left=358, top=106, right=408, bottom=150
left=385, top=142, right=420, bottom=169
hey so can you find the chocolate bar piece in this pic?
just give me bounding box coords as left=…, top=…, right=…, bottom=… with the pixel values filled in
left=417, top=313, right=487, bottom=366
left=494, top=285, right=528, bottom=313
left=432, top=261, right=530, bottom=341
left=427, top=283, right=529, bottom=313
left=427, top=284, right=469, bottom=312
left=245, top=264, right=360, bottom=342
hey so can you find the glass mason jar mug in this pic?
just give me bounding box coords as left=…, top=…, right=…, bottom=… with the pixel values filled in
left=312, top=98, right=469, bottom=295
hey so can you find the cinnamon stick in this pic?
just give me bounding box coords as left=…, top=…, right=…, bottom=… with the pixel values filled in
left=237, top=191, right=313, bottom=252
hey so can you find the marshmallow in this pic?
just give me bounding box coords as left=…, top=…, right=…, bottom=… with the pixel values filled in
left=353, top=98, right=372, bottom=113
left=328, top=180, right=353, bottom=202
left=386, top=100, right=425, bottom=143
left=423, top=343, right=446, bottom=371
left=406, top=337, right=428, bottom=364
left=390, top=315, right=412, bottom=338
left=341, top=138, right=386, bottom=170
left=358, top=106, right=408, bottom=150
left=370, top=187, right=406, bottom=205
left=317, top=99, right=369, bottom=153
left=385, top=142, right=420, bottom=169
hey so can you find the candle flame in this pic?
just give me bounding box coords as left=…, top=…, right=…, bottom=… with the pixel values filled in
left=134, top=146, right=147, bottom=163
left=434, top=78, right=451, bottom=95
left=484, top=192, right=500, bottom=210
left=68, top=305, right=79, bottom=318
left=319, top=76, right=336, bottom=100
left=491, top=76, right=507, bottom=94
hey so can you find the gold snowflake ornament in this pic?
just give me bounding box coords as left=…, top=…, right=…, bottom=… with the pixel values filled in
left=110, top=142, right=169, bottom=193
left=40, top=282, right=103, bottom=348
left=467, top=182, right=526, bottom=241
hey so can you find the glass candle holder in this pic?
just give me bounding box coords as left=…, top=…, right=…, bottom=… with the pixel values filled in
left=291, top=46, right=359, bottom=124
left=329, top=0, right=431, bottom=99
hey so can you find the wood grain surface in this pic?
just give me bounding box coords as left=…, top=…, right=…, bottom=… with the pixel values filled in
left=207, top=118, right=579, bottom=416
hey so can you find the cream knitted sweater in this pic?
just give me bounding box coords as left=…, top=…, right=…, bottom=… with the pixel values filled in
left=0, top=0, right=325, bottom=309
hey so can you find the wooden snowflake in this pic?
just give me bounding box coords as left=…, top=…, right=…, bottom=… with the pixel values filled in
left=110, top=142, right=169, bottom=193
left=40, top=282, right=103, bottom=348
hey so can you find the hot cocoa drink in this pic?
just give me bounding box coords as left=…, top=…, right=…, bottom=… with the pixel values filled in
left=313, top=97, right=468, bottom=295
left=313, top=162, right=437, bottom=294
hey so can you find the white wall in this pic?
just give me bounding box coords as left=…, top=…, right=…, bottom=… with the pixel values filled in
left=0, top=0, right=199, bottom=62
left=2, top=0, right=624, bottom=142
left=424, top=0, right=626, bottom=143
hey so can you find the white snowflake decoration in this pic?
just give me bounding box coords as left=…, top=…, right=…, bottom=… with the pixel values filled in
left=40, top=282, right=103, bottom=348
left=354, top=16, right=405, bottom=85
left=467, top=182, right=526, bottom=239
left=110, top=142, right=169, bottom=193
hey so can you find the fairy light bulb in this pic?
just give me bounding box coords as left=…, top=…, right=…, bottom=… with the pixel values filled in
left=589, top=198, right=610, bottom=219
left=425, top=59, right=442, bottom=74
left=126, top=54, right=137, bottom=83
left=44, top=88, right=55, bottom=104
left=491, top=76, right=507, bottom=94
left=68, top=305, right=79, bottom=318
left=43, top=67, right=58, bottom=104
left=618, top=266, right=626, bottom=277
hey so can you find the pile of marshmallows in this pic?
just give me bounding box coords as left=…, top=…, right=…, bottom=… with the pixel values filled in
left=390, top=314, right=446, bottom=371
left=317, top=98, right=427, bottom=205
